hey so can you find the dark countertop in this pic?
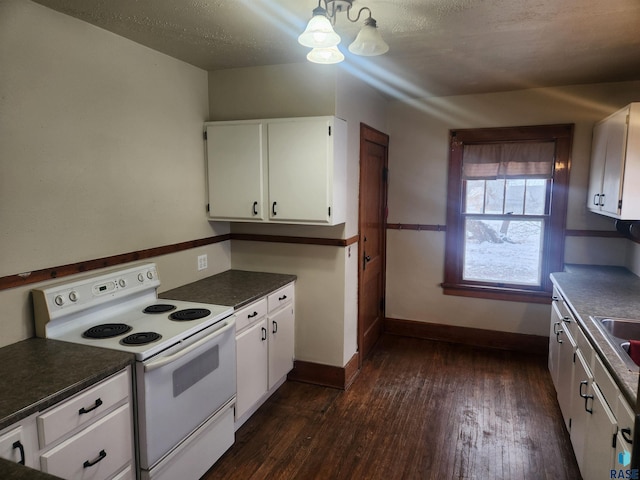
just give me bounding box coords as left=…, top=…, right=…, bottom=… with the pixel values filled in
left=0, top=338, right=134, bottom=478
left=550, top=264, right=640, bottom=409
left=0, top=460, right=62, bottom=480
left=160, top=269, right=297, bottom=309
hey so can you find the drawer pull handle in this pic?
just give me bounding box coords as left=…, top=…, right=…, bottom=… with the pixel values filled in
left=272, top=201, right=277, bottom=216
left=83, top=449, right=107, bottom=468
left=248, top=311, right=258, bottom=319
left=261, top=327, right=267, bottom=341
left=79, top=398, right=103, bottom=415
left=12, top=441, right=25, bottom=465
left=622, top=428, right=633, bottom=445
left=579, top=380, right=593, bottom=414
left=272, top=321, right=278, bottom=334
left=252, top=201, right=258, bottom=216
left=278, top=295, right=287, bottom=301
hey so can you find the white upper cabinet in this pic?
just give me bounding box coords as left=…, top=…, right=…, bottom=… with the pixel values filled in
left=587, top=102, right=640, bottom=219
left=205, top=116, right=346, bottom=225
left=205, top=122, right=266, bottom=221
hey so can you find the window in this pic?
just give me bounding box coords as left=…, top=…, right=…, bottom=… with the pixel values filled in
left=443, top=125, right=573, bottom=303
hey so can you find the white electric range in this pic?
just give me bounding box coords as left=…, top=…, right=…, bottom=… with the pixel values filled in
left=32, top=263, right=237, bottom=480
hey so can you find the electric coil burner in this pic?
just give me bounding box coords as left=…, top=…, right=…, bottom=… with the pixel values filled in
left=121, top=332, right=162, bottom=346
left=143, top=304, right=176, bottom=314
left=169, top=308, right=211, bottom=321
left=83, top=323, right=132, bottom=339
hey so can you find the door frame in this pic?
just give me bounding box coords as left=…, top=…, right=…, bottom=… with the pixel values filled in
left=357, top=123, right=390, bottom=367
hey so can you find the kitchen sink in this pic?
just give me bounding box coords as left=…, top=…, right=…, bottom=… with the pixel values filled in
left=591, top=316, right=640, bottom=371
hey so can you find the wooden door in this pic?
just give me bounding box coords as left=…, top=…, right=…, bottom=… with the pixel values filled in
left=358, top=124, right=389, bottom=362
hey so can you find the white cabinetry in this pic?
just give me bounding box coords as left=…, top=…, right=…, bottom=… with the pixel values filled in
left=549, top=287, right=633, bottom=480
left=587, top=102, right=640, bottom=219
left=0, top=368, right=134, bottom=479
left=39, top=367, right=134, bottom=480
left=0, top=420, right=38, bottom=468
left=235, top=283, right=295, bottom=428
left=205, top=116, right=346, bottom=225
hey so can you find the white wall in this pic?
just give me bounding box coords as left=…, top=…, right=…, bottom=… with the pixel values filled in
left=0, top=0, right=230, bottom=347
left=385, top=82, right=640, bottom=336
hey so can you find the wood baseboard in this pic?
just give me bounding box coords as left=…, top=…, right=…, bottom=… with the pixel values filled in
left=384, top=317, right=548, bottom=356
left=288, top=352, right=360, bottom=390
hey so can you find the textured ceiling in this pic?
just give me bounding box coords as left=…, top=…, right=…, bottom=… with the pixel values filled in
left=33, top=0, right=640, bottom=98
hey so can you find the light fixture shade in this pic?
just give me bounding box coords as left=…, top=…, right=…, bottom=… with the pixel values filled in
left=307, top=46, right=345, bottom=64
left=348, top=18, right=389, bottom=56
left=298, top=9, right=341, bottom=48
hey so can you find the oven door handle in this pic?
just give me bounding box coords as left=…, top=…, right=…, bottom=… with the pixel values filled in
left=144, top=317, right=235, bottom=372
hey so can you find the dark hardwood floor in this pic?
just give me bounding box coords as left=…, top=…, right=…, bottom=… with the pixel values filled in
left=203, top=334, right=581, bottom=480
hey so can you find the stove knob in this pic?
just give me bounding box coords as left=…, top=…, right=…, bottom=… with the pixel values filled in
left=138, top=273, right=144, bottom=283
left=147, top=270, right=154, bottom=280
left=69, top=291, right=79, bottom=302
left=119, top=279, right=127, bottom=288
left=54, top=295, right=64, bottom=306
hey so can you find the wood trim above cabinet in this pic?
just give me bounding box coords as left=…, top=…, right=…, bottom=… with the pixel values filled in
left=0, top=234, right=231, bottom=291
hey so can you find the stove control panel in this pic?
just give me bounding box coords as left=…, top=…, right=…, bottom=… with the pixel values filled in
left=32, top=263, right=161, bottom=331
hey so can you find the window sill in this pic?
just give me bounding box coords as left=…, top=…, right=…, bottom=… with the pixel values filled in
left=441, top=283, right=552, bottom=304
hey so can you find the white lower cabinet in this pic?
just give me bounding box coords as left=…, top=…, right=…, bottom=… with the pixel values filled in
left=40, top=404, right=132, bottom=479
left=235, top=283, right=295, bottom=428
left=236, top=316, right=269, bottom=420
left=549, top=286, right=633, bottom=480
left=0, top=367, right=134, bottom=479
left=583, top=384, right=617, bottom=480
left=0, top=421, right=38, bottom=468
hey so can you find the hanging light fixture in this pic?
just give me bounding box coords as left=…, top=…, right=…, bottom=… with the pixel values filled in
left=298, top=0, right=389, bottom=64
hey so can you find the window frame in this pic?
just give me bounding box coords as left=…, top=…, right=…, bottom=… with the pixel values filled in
left=442, top=124, right=573, bottom=304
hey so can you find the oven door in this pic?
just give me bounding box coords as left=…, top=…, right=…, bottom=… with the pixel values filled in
left=136, top=316, right=236, bottom=469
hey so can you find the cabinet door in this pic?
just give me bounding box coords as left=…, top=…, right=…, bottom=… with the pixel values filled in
left=615, top=394, right=635, bottom=472
left=206, top=123, right=266, bottom=221
left=267, top=118, right=333, bottom=223
left=587, top=121, right=608, bottom=212
left=548, top=302, right=563, bottom=387
left=601, top=107, right=629, bottom=216
left=235, top=319, right=268, bottom=420
left=268, top=305, right=295, bottom=390
left=0, top=426, right=28, bottom=467
left=582, top=385, right=617, bottom=480
left=556, top=324, right=576, bottom=430
left=570, top=349, right=592, bottom=469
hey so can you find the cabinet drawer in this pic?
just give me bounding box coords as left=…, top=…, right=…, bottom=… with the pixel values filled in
left=592, top=355, right=619, bottom=411
left=268, top=284, right=294, bottom=313
left=37, top=369, right=130, bottom=448
left=552, top=288, right=575, bottom=323
left=235, top=298, right=267, bottom=333
left=40, top=403, right=132, bottom=479
left=575, top=326, right=594, bottom=368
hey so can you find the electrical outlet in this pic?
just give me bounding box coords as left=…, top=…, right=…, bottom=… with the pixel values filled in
left=197, top=254, right=208, bottom=271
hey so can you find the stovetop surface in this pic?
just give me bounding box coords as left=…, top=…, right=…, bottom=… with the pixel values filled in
left=48, top=298, right=233, bottom=360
